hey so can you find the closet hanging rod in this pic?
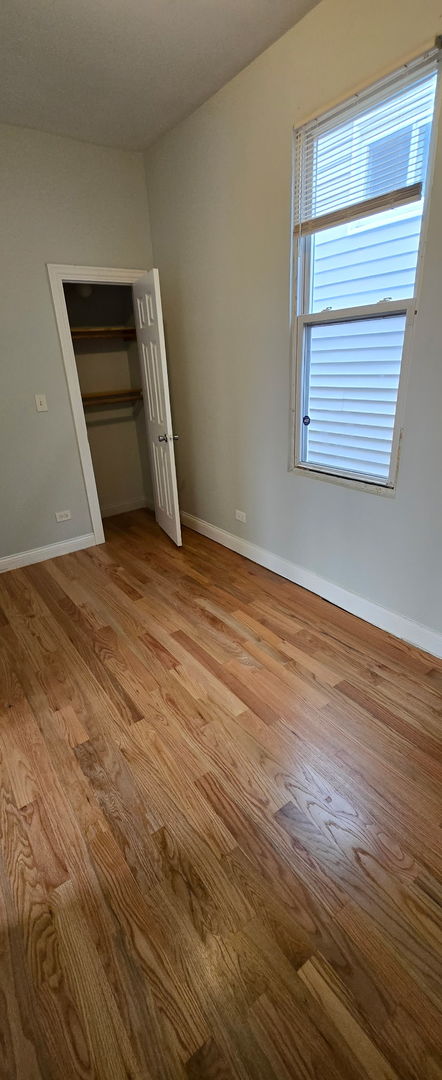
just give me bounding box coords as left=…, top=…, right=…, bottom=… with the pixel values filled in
left=82, top=389, right=143, bottom=407
left=72, top=326, right=137, bottom=341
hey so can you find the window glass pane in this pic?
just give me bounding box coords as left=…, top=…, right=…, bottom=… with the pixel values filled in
left=309, top=203, right=423, bottom=312
left=306, top=71, right=436, bottom=220
left=302, top=313, right=406, bottom=481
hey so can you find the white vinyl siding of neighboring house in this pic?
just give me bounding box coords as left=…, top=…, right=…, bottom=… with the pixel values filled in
left=303, top=313, right=406, bottom=479
left=292, top=53, right=439, bottom=489
left=311, top=210, right=422, bottom=311
left=305, top=210, right=421, bottom=480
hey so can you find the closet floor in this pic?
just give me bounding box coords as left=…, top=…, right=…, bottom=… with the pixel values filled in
left=0, top=508, right=441, bottom=1079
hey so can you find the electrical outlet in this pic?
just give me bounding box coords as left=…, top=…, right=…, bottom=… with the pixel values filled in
left=235, top=509, right=247, bottom=523
left=55, top=510, right=71, bottom=522
left=35, top=393, right=48, bottom=412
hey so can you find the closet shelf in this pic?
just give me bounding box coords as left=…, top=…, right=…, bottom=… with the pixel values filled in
left=72, top=325, right=137, bottom=341
left=82, top=389, right=143, bottom=407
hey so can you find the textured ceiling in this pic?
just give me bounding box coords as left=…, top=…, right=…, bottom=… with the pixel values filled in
left=0, top=0, right=319, bottom=149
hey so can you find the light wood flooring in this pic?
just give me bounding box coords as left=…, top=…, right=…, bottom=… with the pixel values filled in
left=0, top=508, right=441, bottom=1079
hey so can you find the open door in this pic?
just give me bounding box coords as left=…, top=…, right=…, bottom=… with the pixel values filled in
left=133, top=269, right=182, bottom=547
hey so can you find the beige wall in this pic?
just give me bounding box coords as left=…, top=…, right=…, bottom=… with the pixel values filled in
left=145, top=0, right=442, bottom=635
left=0, top=124, right=152, bottom=557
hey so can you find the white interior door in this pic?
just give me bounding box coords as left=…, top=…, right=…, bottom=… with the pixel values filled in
left=133, top=269, right=182, bottom=546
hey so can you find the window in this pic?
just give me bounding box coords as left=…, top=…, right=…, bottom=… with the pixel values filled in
left=292, top=53, right=439, bottom=487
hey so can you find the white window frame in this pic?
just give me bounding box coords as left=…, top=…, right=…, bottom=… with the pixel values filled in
left=289, top=51, right=441, bottom=494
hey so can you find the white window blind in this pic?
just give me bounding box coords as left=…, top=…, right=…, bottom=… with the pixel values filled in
left=294, top=55, right=437, bottom=235
left=292, top=51, right=439, bottom=488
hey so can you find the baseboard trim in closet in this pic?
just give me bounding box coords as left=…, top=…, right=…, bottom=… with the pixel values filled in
left=181, top=511, right=442, bottom=659
left=0, top=532, right=96, bottom=574
left=101, top=497, right=154, bottom=518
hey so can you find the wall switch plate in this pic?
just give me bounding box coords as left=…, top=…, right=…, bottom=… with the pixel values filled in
left=235, top=509, right=247, bottom=523
left=35, top=393, right=48, bottom=412
left=55, top=510, right=71, bottom=522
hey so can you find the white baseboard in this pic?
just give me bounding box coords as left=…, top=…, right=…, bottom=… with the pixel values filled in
left=181, top=512, right=442, bottom=659
left=101, top=496, right=154, bottom=518
left=0, top=533, right=96, bottom=574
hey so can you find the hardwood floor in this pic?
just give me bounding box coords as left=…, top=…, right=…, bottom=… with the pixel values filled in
left=0, top=508, right=441, bottom=1079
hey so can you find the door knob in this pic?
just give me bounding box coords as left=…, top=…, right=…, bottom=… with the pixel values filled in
left=172, top=434, right=179, bottom=441
left=158, top=434, right=168, bottom=442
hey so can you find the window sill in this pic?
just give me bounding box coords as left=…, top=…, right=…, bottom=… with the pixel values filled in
left=289, top=463, right=397, bottom=497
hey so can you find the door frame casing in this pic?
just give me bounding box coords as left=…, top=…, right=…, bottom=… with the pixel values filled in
left=47, top=263, right=148, bottom=546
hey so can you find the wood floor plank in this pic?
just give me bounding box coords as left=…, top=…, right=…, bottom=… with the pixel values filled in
left=224, top=842, right=397, bottom=1034
left=86, top=817, right=210, bottom=1062
left=291, top=626, right=442, bottom=733
left=75, top=737, right=163, bottom=890
left=236, top=917, right=374, bottom=1079
left=248, top=988, right=355, bottom=1080
left=0, top=780, right=93, bottom=1078
left=197, top=768, right=344, bottom=914
left=185, top=1036, right=237, bottom=1079
left=275, top=693, right=442, bottom=838
left=0, top=851, right=48, bottom=1080
left=120, top=721, right=236, bottom=860
left=298, top=954, right=400, bottom=1080
left=336, top=902, right=442, bottom=1079
left=235, top=702, right=442, bottom=879
left=19, top=798, right=69, bottom=892
left=51, top=880, right=145, bottom=1079
left=19, top=565, right=145, bottom=731
left=275, top=798, right=442, bottom=1007
left=0, top=508, right=440, bottom=1079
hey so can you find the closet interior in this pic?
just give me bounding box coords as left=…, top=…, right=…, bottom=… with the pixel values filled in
left=64, top=282, right=153, bottom=519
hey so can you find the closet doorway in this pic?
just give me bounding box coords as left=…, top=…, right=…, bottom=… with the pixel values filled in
left=48, top=265, right=182, bottom=548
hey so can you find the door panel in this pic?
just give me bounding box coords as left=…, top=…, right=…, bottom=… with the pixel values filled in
left=133, top=270, right=182, bottom=546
